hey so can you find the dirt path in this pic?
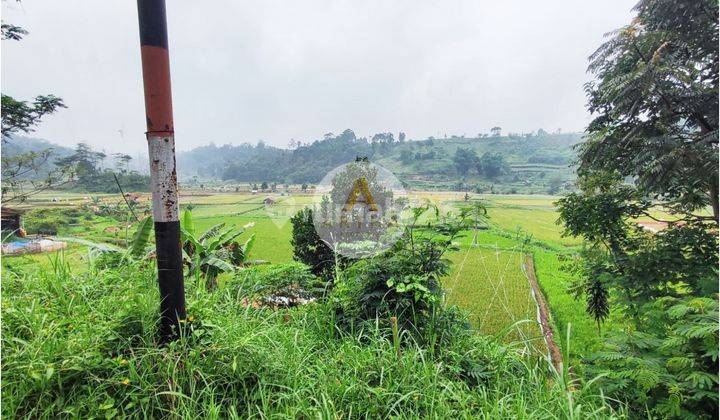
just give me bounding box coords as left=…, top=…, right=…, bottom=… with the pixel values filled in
left=523, top=254, right=564, bottom=374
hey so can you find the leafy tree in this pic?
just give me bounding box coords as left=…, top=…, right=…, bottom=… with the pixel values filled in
left=55, top=143, right=105, bottom=179
left=478, top=152, right=509, bottom=178
left=290, top=207, right=344, bottom=280
left=112, top=153, right=133, bottom=173
left=327, top=160, right=391, bottom=211
left=490, top=126, right=501, bottom=137
left=1, top=21, right=27, bottom=41
left=559, top=1, right=719, bottom=416
left=452, top=147, right=478, bottom=176
left=49, top=143, right=148, bottom=193
left=558, top=174, right=717, bottom=318
left=581, top=0, right=718, bottom=222
left=1, top=94, right=65, bottom=141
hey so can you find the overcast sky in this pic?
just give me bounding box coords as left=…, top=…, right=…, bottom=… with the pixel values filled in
left=2, top=1, right=636, bottom=154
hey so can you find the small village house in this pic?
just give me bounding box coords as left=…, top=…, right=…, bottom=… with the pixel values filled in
left=0, top=207, right=24, bottom=234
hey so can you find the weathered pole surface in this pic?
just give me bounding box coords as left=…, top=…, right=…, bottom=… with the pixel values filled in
left=136, top=0, right=185, bottom=341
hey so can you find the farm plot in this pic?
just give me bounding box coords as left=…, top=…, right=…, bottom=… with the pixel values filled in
left=444, top=195, right=580, bottom=248
left=178, top=194, right=301, bottom=263
left=443, top=246, right=547, bottom=356
left=191, top=215, right=293, bottom=263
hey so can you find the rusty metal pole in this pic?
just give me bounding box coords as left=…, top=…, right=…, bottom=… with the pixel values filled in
left=136, top=0, right=185, bottom=341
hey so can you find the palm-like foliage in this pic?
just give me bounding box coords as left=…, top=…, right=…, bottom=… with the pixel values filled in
left=180, top=210, right=255, bottom=290
left=587, top=296, right=718, bottom=418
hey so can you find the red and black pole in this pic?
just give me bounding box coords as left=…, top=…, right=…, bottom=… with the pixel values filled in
left=136, top=0, right=185, bottom=341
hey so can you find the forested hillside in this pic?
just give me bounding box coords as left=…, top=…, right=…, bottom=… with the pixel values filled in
left=5, top=130, right=580, bottom=193
left=178, top=129, right=581, bottom=193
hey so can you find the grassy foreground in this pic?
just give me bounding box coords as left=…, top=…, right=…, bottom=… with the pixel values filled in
left=1, top=253, right=623, bottom=418
left=11, top=190, right=610, bottom=365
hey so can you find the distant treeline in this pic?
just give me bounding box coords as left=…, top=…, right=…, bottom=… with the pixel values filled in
left=3, top=130, right=581, bottom=192
left=179, top=129, right=399, bottom=183
left=178, top=129, right=581, bottom=185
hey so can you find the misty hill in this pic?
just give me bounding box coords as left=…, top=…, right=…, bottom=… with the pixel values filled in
left=178, top=130, right=582, bottom=194
left=179, top=129, right=394, bottom=184
left=2, top=136, right=74, bottom=159
left=1, top=136, right=74, bottom=179
left=2, top=130, right=582, bottom=194
left=375, top=132, right=580, bottom=193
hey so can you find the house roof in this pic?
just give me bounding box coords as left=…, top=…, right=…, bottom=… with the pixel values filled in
left=636, top=220, right=686, bottom=233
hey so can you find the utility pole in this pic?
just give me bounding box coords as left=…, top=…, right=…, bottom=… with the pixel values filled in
left=136, top=0, right=185, bottom=341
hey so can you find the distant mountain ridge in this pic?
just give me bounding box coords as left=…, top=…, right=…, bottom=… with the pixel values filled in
left=2, top=136, right=74, bottom=158
left=2, top=130, right=583, bottom=194
left=178, top=129, right=582, bottom=193
left=1, top=136, right=75, bottom=179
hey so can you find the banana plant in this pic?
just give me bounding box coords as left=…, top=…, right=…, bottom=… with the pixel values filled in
left=180, top=209, right=255, bottom=291
left=58, top=216, right=155, bottom=266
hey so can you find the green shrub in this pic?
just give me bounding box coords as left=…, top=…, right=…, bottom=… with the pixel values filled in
left=290, top=207, right=348, bottom=280
left=23, top=207, right=87, bottom=234
left=332, top=250, right=444, bottom=337
left=587, top=296, right=718, bottom=419
left=232, top=262, right=326, bottom=301
left=331, top=209, right=466, bottom=344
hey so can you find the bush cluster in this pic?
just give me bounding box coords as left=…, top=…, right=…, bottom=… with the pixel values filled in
left=23, top=207, right=89, bottom=235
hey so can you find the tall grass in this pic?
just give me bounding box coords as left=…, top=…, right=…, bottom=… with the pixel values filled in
left=2, top=252, right=624, bottom=418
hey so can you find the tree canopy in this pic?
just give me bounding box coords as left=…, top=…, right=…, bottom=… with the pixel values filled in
left=558, top=1, right=719, bottom=416
left=581, top=0, right=718, bottom=222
